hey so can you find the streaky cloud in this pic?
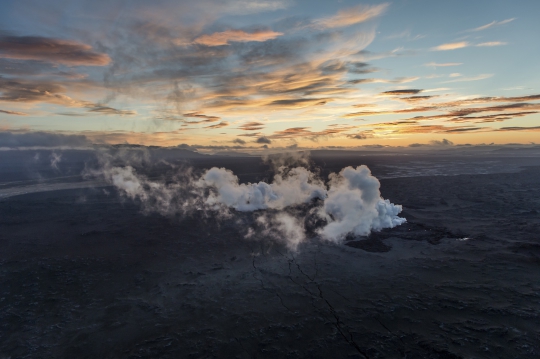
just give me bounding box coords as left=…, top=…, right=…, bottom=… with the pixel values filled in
left=431, top=41, right=469, bottom=51
left=424, top=62, right=463, bottom=67
left=443, top=74, right=493, bottom=83
left=193, top=29, right=283, bottom=46
left=466, top=18, right=515, bottom=32
left=206, top=121, right=229, bottom=129
left=314, top=3, right=389, bottom=29
left=0, top=109, right=27, bottom=115
left=476, top=41, right=507, bottom=47
left=0, top=35, right=111, bottom=66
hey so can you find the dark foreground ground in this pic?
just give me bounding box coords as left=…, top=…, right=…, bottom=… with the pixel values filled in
left=0, top=152, right=539, bottom=358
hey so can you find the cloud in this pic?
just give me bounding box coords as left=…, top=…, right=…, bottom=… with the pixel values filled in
left=314, top=3, right=389, bottom=29
left=408, top=138, right=454, bottom=147
left=205, top=121, right=229, bottom=129
left=239, top=121, right=265, bottom=131
left=400, top=96, right=435, bottom=103
left=56, top=112, right=88, bottom=117
left=424, top=62, right=463, bottom=67
left=349, top=77, right=419, bottom=85
left=183, top=112, right=221, bottom=123
left=466, top=18, right=515, bottom=32
left=193, top=29, right=283, bottom=46
left=0, top=109, right=26, bottom=115
left=381, top=89, right=423, bottom=95
left=238, top=132, right=262, bottom=137
left=5, top=1, right=530, bottom=148
left=447, top=111, right=536, bottom=123
left=0, top=77, right=83, bottom=106
left=0, top=35, right=111, bottom=66
left=345, top=94, right=540, bottom=124
left=430, top=138, right=454, bottom=146
left=443, top=74, right=493, bottom=83
left=431, top=41, right=507, bottom=51
left=87, top=106, right=137, bottom=116
left=232, top=138, right=246, bottom=145
left=476, top=41, right=507, bottom=47
left=0, top=77, right=136, bottom=115
left=444, top=127, right=483, bottom=133
left=226, top=0, right=291, bottom=14
left=256, top=136, right=272, bottom=144
left=83, top=7, right=382, bottom=119
left=431, top=41, right=470, bottom=51
left=0, top=131, right=91, bottom=148
left=346, top=131, right=373, bottom=140
left=496, top=126, right=540, bottom=132
left=0, top=58, right=62, bottom=76
left=266, top=98, right=329, bottom=108
left=355, top=48, right=414, bottom=62
left=372, top=123, right=484, bottom=134
left=269, top=125, right=356, bottom=140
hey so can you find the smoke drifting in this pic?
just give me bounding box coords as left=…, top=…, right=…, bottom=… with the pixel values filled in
left=50, top=152, right=62, bottom=170
left=86, top=151, right=405, bottom=249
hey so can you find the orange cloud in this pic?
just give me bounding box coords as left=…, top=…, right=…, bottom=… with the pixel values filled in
left=371, top=123, right=485, bottom=135
left=315, top=3, right=389, bottom=29
left=194, top=29, right=283, bottom=46
left=347, top=94, right=540, bottom=120
left=269, top=125, right=356, bottom=140
left=431, top=41, right=470, bottom=51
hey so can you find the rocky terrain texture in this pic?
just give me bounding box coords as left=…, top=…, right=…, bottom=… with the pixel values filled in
left=0, top=155, right=539, bottom=358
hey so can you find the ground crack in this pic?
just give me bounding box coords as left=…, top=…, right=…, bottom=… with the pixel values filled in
left=281, top=253, right=371, bottom=359
left=252, top=254, right=292, bottom=312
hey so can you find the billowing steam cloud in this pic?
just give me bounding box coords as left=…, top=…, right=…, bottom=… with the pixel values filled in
left=201, top=167, right=326, bottom=211
left=317, top=166, right=406, bottom=240
left=86, top=151, right=405, bottom=249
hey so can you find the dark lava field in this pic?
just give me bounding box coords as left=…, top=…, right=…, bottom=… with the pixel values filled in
left=0, top=150, right=539, bottom=358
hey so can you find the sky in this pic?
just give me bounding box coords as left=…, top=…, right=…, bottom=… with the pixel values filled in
left=0, top=0, right=539, bottom=150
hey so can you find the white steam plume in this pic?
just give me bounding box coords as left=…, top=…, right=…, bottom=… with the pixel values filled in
left=317, top=165, right=406, bottom=242
left=245, top=212, right=306, bottom=250
left=84, top=151, right=205, bottom=216
left=200, top=167, right=326, bottom=211
left=86, top=151, right=405, bottom=249
left=50, top=152, right=62, bottom=170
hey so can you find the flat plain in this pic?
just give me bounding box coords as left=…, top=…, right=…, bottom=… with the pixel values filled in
left=1, top=150, right=539, bottom=358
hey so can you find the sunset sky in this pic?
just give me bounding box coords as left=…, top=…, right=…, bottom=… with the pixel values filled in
left=1, top=0, right=539, bottom=150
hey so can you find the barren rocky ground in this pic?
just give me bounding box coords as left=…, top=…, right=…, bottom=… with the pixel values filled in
left=0, top=153, right=539, bottom=358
